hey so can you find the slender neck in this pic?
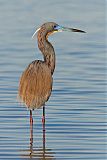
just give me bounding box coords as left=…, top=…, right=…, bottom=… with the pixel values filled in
left=37, top=31, right=55, bottom=75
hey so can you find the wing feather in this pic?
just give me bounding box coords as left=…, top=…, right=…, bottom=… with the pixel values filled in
left=18, top=60, right=52, bottom=109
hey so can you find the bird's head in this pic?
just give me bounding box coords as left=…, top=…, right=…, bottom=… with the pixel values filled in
left=32, top=22, right=86, bottom=39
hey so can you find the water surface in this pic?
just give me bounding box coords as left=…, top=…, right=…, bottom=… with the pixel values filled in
left=0, top=0, right=106, bottom=159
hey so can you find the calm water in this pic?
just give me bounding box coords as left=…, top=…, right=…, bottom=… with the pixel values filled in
left=0, top=0, right=106, bottom=159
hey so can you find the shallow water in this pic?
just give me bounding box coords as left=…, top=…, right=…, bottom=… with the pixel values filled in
left=0, top=0, right=106, bottom=159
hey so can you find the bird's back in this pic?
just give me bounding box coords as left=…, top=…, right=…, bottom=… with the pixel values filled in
left=18, top=60, right=52, bottom=110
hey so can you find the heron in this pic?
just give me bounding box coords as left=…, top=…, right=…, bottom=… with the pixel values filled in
left=18, top=22, right=85, bottom=135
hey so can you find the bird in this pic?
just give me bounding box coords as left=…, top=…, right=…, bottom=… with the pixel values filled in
left=18, top=22, right=85, bottom=132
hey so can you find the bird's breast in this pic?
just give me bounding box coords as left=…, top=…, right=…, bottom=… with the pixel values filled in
left=18, top=60, right=53, bottom=109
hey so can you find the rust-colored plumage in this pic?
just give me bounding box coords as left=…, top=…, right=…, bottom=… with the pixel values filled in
left=18, top=22, right=85, bottom=142
left=19, top=60, right=52, bottom=110
left=18, top=22, right=57, bottom=110
left=18, top=22, right=85, bottom=110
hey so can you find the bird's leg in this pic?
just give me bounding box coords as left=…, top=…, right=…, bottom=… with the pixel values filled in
left=30, top=110, right=33, bottom=126
left=42, top=105, right=46, bottom=154
left=43, top=127, right=46, bottom=156
left=42, top=105, right=45, bottom=127
left=30, top=110, right=33, bottom=156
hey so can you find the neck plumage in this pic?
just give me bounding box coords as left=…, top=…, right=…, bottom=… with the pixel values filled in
left=37, top=32, right=55, bottom=75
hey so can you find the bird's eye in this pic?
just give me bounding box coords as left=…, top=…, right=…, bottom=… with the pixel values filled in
left=54, top=25, right=61, bottom=30
left=54, top=25, right=57, bottom=30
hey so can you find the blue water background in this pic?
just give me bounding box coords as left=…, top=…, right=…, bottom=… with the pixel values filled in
left=0, top=0, right=106, bottom=159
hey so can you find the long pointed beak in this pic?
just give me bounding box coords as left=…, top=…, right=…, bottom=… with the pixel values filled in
left=55, top=25, right=86, bottom=33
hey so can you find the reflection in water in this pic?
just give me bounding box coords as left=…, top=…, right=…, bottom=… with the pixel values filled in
left=21, top=113, right=55, bottom=159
